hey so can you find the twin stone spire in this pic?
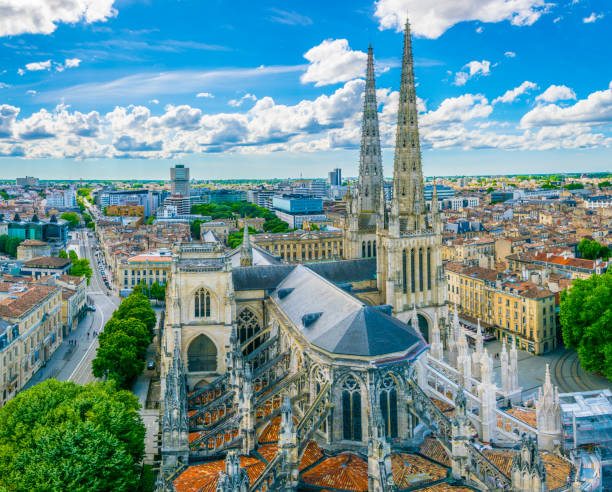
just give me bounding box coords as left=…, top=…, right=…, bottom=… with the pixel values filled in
left=356, top=20, right=427, bottom=227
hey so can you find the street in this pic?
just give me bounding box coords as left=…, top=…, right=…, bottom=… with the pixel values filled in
left=24, top=229, right=119, bottom=389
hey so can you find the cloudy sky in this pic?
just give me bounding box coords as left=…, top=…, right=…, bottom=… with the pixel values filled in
left=0, top=0, right=611, bottom=179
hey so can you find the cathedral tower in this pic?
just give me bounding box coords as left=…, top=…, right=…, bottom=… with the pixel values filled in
left=375, top=20, right=446, bottom=337
left=344, top=45, right=385, bottom=260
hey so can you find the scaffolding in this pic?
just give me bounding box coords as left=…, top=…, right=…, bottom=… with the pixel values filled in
left=560, top=389, right=612, bottom=465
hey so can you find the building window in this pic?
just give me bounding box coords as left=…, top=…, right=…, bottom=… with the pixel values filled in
left=379, top=374, right=398, bottom=439
left=427, top=247, right=431, bottom=290
left=342, top=375, right=362, bottom=441
left=418, top=248, right=423, bottom=292
left=194, top=288, right=211, bottom=318
left=187, top=334, right=217, bottom=372
left=237, top=308, right=264, bottom=356
left=402, top=250, right=407, bottom=294
left=410, top=249, right=415, bottom=293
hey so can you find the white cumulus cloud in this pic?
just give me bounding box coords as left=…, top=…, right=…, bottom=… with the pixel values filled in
left=373, top=0, right=552, bottom=38
left=0, top=0, right=117, bottom=37
left=25, top=60, right=51, bottom=71
left=453, top=60, right=491, bottom=86
left=301, top=39, right=367, bottom=87
left=535, top=85, right=577, bottom=103
left=493, top=81, right=538, bottom=104
left=583, top=12, right=604, bottom=23
left=504, top=51, right=516, bottom=58
left=196, top=92, right=214, bottom=98
left=228, top=94, right=257, bottom=108
left=522, top=81, right=612, bottom=127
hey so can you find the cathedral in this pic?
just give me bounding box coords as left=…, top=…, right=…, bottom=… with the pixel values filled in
left=157, top=20, right=577, bottom=492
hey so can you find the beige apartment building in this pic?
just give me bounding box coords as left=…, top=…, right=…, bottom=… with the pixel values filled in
left=446, top=263, right=557, bottom=354
left=118, top=250, right=173, bottom=295
left=0, top=283, right=63, bottom=405
left=441, top=236, right=495, bottom=265
left=252, top=230, right=344, bottom=262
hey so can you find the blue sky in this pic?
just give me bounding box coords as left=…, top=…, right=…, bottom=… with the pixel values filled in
left=0, top=0, right=611, bottom=179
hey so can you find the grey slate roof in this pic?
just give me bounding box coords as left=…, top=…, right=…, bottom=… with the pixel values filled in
left=271, top=265, right=424, bottom=357
left=305, top=258, right=376, bottom=284
left=232, top=265, right=295, bottom=291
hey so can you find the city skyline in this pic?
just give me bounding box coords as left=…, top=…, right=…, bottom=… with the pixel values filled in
left=1, top=0, right=611, bottom=179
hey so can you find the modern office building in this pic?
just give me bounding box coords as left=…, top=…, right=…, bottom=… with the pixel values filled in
left=171, top=164, right=190, bottom=197
left=99, top=190, right=161, bottom=217
left=328, top=168, right=342, bottom=186
left=424, top=184, right=454, bottom=201
left=272, top=195, right=323, bottom=214
left=45, top=188, right=76, bottom=209
left=15, top=176, right=39, bottom=187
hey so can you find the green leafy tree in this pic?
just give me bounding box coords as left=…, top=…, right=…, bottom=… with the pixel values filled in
left=190, top=219, right=203, bottom=240
left=560, top=272, right=612, bottom=380
left=114, top=293, right=156, bottom=332
left=0, top=379, right=145, bottom=492
left=227, top=227, right=257, bottom=248
left=68, top=249, right=79, bottom=261
left=598, top=180, right=611, bottom=189
left=58, top=249, right=68, bottom=258
left=150, top=282, right=166, bottom=301
left=5, top=237, right=21, bottom=257
left=578, top=238, right=611, bottom=260
left=563, top=182, right=584, bottom=190
left=0, top=234, right=8, bottom=252
left=102, top=318, right=150, bottom=358
left=70, top=258, right=92, bottom=284
left=60, top=212, right=80, bottom=228
left=92, top=331, right=145, bottom=388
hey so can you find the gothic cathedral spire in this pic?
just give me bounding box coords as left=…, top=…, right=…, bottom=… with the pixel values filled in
left=358, top=44, right=384, bottom=213
left=392, top=20, right=425, bottom=227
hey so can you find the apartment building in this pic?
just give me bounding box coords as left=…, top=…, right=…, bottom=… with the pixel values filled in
left=446, top=263, right=557, bottom=354
left=0, top=283, right=63, bottom=405
left=442, top=236, right=495, bottom=265
left=118, top=250, right=172, bottom=295
left=252, top=230, right=343, bottom=262
left=507, top=251, right=608, bottom=280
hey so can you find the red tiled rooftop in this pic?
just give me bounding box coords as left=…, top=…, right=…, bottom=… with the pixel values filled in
left=301, top=453, right=368, bottom=492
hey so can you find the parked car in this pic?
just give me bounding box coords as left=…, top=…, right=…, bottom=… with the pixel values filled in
left=87, top=305, right=96, bottom=312
left=147, top=361, right=155, bottom=370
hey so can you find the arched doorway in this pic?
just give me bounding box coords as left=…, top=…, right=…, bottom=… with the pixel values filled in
left=187, top=334, right=217, bottom=372
left=417, top=314, right=429, bottom=343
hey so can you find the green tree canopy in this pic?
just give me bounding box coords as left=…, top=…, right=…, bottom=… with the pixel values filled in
left=102, top=318, right=151, bottom=358
left=560, top=272, right=612, bottom=380
left=578, top=238, right=611, bottom=260
left=0, top=379, right=145, bottom=492
left=92, top=331, right=145, bottom=388
left=60, top=212, right=80, bottom=228
left=70, top=258, right=92, bottom=284
left=114, top=293, right=156, bottom=332
left=58, top=249, right=68, bottom=258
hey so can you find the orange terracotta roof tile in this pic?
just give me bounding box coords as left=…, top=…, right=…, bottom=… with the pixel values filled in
left=299, top=440, right=324, bottom=471
left=541, top=452, right=573, bottom=490
left=505, top=408, right=537, bottom=428
left=419, top=437, right=451, bottom=467
left=256, top=444, right=278, bottom=463
left=257, top=416, right=298, bottom=444
left=482, top=449, right=514, bottom=477
left=419, top=484, right=473, bottom=492
left=301, top=453, right=368, bottom=492
left=391, top=453, right=447, bottom=488
left=173, top=456, right=265, bottom=492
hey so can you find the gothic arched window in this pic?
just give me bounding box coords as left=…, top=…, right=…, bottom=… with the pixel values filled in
left=187, top=334, right=217, bottom=372
left=362, top=242, right=366, bottom=258
left=237, top=308, right=263, bottom=355
left=379, top=374, right=398, bottom=438
left=367, top=241, right=372, bottom=258
left=342, top=375, right=362, bottom=441
left=194, top=288, right=211, bottom=318
left=402, top=249, right=407, bottom=294
left=427, top=247, right=432, bottom=290
left=410, top=249, right=416, bottom=293
left=419, top=248, right=424, bottom=292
